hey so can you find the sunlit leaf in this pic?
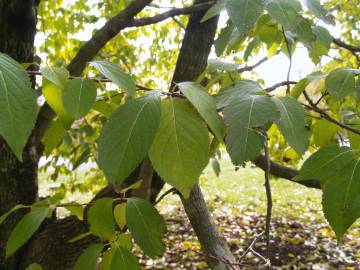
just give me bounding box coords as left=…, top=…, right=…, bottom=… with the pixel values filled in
left=178, top=82, right=225, bottom=142
left=149, top=98, right=210, bottom=197
left=91, top=60, right=136, bottom=96
left=63, top=77, right=97, bottom=118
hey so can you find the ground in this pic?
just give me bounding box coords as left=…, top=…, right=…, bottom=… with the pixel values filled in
left=39, top=160, right=360, bottom=269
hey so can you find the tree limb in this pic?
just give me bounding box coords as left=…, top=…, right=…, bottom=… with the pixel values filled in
left=128, top=1, right=215, bottom=27
left=332, top=38, right=360, bottom=53
left=253, top=155, right=321, bottom=189
left=33, top=0, right=153, bottom=146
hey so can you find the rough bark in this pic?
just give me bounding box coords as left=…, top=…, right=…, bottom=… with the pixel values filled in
left=0, top=1, right=40, bottom=269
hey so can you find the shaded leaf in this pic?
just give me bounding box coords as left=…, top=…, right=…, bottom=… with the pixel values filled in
left=41, top=119, right=67, bottom=156
left=322, top=160, right=360, bottom=238
left=126, top=198, right=166, bottom=257
left=88, top=198, right=115, bottom=240
left=273, top=96, right=309, bottom=154
left=73, top=244, right=103, bottom=270
left=226, top=0, right=265, bottom=35
left=201, top=0, right=225, bottom=22
left=111, top=247, right=140, bottom=270
left=0, top=204, right=25, bottom=225
left=301, top=0, right=335, bottom=25
left=0, top=53, right=37, bottom=160
left=6, top=207, right=49, bottom=257
left=295, top=145, right=354, bottom=181
left=215, top=80, right=262, bottom=109
left=325, top=68, right=359, bottom=100
left=25, top=263, right=42, bottom=270
left=98, top=91, right=161, bottom=183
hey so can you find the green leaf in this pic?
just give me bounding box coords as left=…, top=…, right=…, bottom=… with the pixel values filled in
left=207, top=59, right=240, bottom=72
left=91, top=60, right=136, bottom=96
left=325, top=68, right=359, bottom=100
left=301, top=0, right=335, bottom=25
left=42, top=79, right=74, bottom=129
left=41, top=119, right=67, bottom=156
left=201, top=0, right=225, bottom=22
left=211, top=158, right=221, bottom=177
left=111, top=247, right=140, bottom=270
left=40, top=66, right=69, bottom=88
left=322, top=160, right=360, bottom=239
left=215, top=23, right=235, bottom=57
left=73, top=244, right=103, bottom=270
left=224, top=95, right=279, bottom=164
left=6, top=207, right=49, bottom=257
left=88, top=198, right=116, bottom=240
left=25, top=263, right=43, bottom=270
left=266, top=0, right=303, bottom=29
left=295, top=145, right=354, bottom=181
left=313, top=119, right=338, bottom=147
left=215, top=80, right=262, bottom=109
left=64, top=203, right=84, bottom=220
left=178, top=82, right=225, bottom=142
left=100, top=249, right=115, bottom=270
left=126, top=198, right=166, bottom=257
left=0, top=205, right=25, bottom=225
left=98, top=91, right=161, bottom=183
left=226, top=124, right=264, bottom=165
left=0, top=53, right=37, bottom=160
left=114, top=203, right=127, bottom=230
left=273, top=96, right=309, bottom=155
left=226, top=0, right=265, bottom=36
left=149, top=99, right=210, bottom=197
left=225, top=95, right=280, bottom=127
left=63, top=78, right=97, bottom=118
left=116, top=233, right=133, bottom=250
left=244, top=36, right=261, bottom=61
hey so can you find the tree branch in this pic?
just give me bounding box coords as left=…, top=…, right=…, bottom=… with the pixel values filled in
left=128, top=1, right=215, bottom=27
left=303, top=91, right=360, bottom=136
left=332, top=38, right=360, bottom=53
left=33, top=0, right=153, bottom=146
left=264, top=81, right=297, bottom=92
left=253, top=155, right=321, bottom=189
left=67, top=0, right=153, bottom=76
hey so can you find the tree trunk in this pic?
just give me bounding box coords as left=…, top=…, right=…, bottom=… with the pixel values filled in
left=151, top=1, right=237, bottom=269
left=0, top=1, right=40, bottom=269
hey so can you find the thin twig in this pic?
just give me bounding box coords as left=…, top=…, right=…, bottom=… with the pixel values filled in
left=262, top=128, right=272, bottom=267
left=282, top=28, right=293, bottom=94
left=303, top=91, right=360, bottom=136
left=237, top=51, right=280, bottom=73
left=154, top=188, right=177, bottom=206
left=264, top=81, right=297, bottom=92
